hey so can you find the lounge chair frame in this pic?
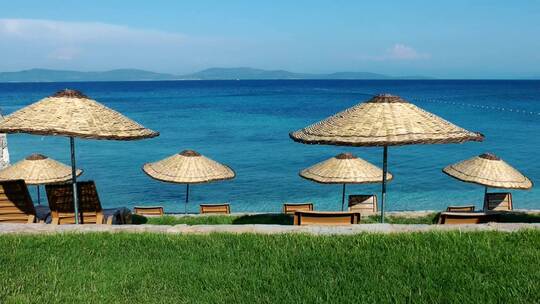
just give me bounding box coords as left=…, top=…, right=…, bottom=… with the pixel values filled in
left=134, top=206, right=164, bottom=216
left=348, top=194, right=378, bottom=214
left=484, top=192, right=513, bottom=211
left=0, top=180, right=38, bottom=223
left=438, top=212, right=491, bottom=224
left=200, top=203, right=231, bottom=214
left=46, top=181, right=109, bottom=225
left=294, top=211, right=360, bottom=225
left=283, top=202, right=314, bottom=214
left=446, top=205, right=475, bottom=212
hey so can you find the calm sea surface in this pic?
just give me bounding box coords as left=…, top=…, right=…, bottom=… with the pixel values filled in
left=0, top=80, right=538, bottom=212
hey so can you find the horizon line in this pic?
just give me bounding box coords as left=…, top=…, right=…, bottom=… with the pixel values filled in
left=0, top=67, right=538, bottom=81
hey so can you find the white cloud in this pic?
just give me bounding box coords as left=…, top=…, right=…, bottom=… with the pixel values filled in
left=0, top=20, right=432, bottom=73
left=358, top=43, right=430, bottom=61
left=0, top=19, right=187, bottom=44
left=387, top=43, right=427, bottom=60
left=0, top=19, right=229, bottom=72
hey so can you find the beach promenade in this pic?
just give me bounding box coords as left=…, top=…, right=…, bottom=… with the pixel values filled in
left=1, top=222, right=539, bottom=235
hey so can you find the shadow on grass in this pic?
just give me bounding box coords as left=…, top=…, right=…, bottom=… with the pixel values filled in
left=131, top=214, right=148, bottom=224
left=232, top=214, right=293, bottom=225
left=131, top=212, right=540, bottom=226
left=135, top=214, right=294, bottom=225
left=496, top=212, right=540, bottom=223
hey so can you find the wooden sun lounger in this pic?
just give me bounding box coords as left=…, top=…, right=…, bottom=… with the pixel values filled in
left=446, top=205, right=475, bottom=212
left=283, top=202, right=313, bottom=214
left=0, top=180, right=41, bottom=223
left=134, top=206, right=164, bottom=216
left=200, top=203, right=231, bottom=214
left=438, top=212, right=491, bottom=224
left=46, top=181, right=113, bottom=225
left=348, top=194, right=378, bottom=214
left=294, top=211, right=360, bottom=225
left=484, top=192, right=513, bottom=211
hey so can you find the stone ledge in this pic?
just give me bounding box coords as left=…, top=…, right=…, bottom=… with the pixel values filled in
left=0, top=223, right=538, bottom=235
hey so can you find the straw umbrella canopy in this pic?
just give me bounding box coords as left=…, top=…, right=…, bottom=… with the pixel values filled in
left=0, top=89, right=158, bottom=223
left=443, top=153, right=533, bottom=195
left=290, top=94, right=483, bottom=222
left=0, top=153, right=83, bottom=204
left=143, top=150, right=235, bottom=213
left=300, top=152, right=393, bottom=210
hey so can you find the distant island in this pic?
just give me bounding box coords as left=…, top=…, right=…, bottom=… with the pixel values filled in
left=0, top=68, right=433, bottom=82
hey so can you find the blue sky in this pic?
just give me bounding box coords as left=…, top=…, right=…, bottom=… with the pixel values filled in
left=0, top=0, right=539, bottom=78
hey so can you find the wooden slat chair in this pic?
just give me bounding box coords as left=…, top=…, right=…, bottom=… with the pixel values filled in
left=294, top=211, right=360, bottom=226
left=283, top=202, right=313, bottom=214
left=484, top=192, right=513, bottom=211
left=438, top=212, right=491, bottom=224
left=200, top=203, right=231, bottom=214
left=348, top=194, right=378, bottom=214
left=0, top=180, right=39, bottom=223
left=446, top=205, right=475, bottom=212
left=46, top=181, right=111, bottom=225
left=134, top=206, right=164, bottom=216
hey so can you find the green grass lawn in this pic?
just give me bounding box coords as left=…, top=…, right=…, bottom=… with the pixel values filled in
left=1, top=231, right=539, bottom=303
left=137, top=212, right=540, bottom=226
left=137, top=213, right=440, bottom=225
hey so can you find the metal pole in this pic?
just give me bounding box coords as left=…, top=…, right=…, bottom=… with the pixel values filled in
left=70, top=137, right=79, bottom=224
left=484, top=186, right=488, bottom=209
left=341, top=184, right=346, bottom=211
left=185, top=184, right=190, bottom=214
left=380, top=146, right=388, bottom=223
left=36, top=185, right=40, bottom=205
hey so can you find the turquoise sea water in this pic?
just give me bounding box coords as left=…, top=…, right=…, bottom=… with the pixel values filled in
left=0, top=80, right=538, bottom=212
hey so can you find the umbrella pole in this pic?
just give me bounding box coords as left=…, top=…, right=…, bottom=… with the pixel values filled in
left=70, top=137, right=80, bottom=225
left=380, top=146, right=388, bottom=223
left=484, top=186, right=488, bottom=209
left=185, top=184, right=190, bottom=214
left=341, top=184, right=346, bottom=211
left=36, top=185, right=40, bottom=205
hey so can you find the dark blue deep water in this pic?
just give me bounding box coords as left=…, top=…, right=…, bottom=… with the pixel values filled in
left=0, top=80, right=538, bottom=212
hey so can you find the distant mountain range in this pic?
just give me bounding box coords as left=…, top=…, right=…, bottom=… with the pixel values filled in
left=0, top=69, right=177, bottom=82
left=182, top=67, right=427, bottom=80
left=0, top=68, right=433, bottom=82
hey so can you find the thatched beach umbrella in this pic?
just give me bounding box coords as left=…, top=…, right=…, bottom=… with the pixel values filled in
left=0, top=153, right=83, bottom=204
left=143, top=150, right=235, bottom=213
left=0, top=89, right=158, bottom=224
left=443, top=153, right=533, bottom=197
left=290, top=94, right=483, bottom=222
left=300, top=152, right=393, bottom=210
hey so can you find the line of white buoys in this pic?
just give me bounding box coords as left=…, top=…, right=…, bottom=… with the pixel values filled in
left=326, top=93, right=539, bottom=116
left=408, top=97, right=540, bottom=116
